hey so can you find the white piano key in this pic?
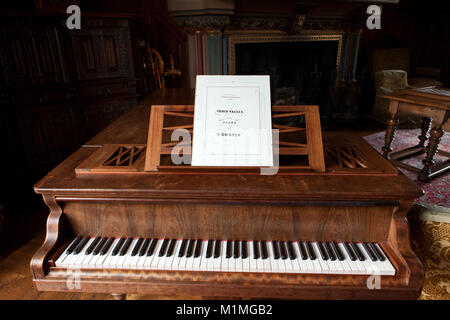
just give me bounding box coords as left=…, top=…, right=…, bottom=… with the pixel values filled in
left=212, top=241, right=223, bottom=272
left=204, top=241, right=214, bottom=272
left=220, top=241, right=229, bottom=272
left=73, top=238, right=95, bottom=268
left=248, top=241, right=258, bottom=272
left=143, top=243, right=158, bottom=270
left=292, top=242, right=307, bottom=273
left=136, top=240, right=151, bottom=269
left=177, top=241, right=189, bottom=271
left=311, top=242, right=330, bottom=274
left=167, top=240, right=182, bottom=271
left=281, top=242, right=294, bottom=273
left=157, top=240, right=170, bottom=270
left=121, top=239, right=138, bottom=269
left=261, top=242, right=271, bottom=272
left=198, top=240, right=209, bottom=271
left=227, top=241, right=236, bottom=272
left=63, top=239, right=88, bottom=268
left=299, top=242, right=316, bottom=273
left=242, top=241, right=250, bottom=272
left=185, top=241, right=196, bottom=271
left=337, top=243, right=356, bottom=274
left=255, top=241, right=264, bottom=272
left=364, top=244, right=389, bottom=275
left=128, top=241, right=143, bottom=270
left=234, top=241, right=243, bottom=273
left=327, top=244, right=344, bottom=274
left=150, top=240, right=163, bottom=270
left=359, top=243, right=390, bottom=276
left=98, top=238, right=119, bottom=269
left=356, top=243, right=376, bottom=275
left=267, top=242, right=280, bottom=273
left=55, top=238, right=78, bottom=267
left=375, top=243, right=396, bottom=276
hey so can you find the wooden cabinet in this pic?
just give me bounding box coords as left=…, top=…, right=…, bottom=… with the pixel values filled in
left=0, top=15, right=137, bottom=184
left=71, top=19, right=134, bottom=81
left=0, top=26, right=66, bottom=86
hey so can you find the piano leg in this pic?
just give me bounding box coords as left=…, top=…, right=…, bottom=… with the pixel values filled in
left=111, top=293, right=126, bottom=300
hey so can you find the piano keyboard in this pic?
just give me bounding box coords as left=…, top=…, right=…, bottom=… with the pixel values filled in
left=54, top=237, right=396, bottom=276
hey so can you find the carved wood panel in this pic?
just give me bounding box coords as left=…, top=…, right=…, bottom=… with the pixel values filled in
left=0, top=27, right=65, bottom=86
left=71, top=19, right=133, bottom=81
left=16, top=104, right=85, bottom=172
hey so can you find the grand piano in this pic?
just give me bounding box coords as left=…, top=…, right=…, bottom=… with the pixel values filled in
left=31, top=89, right=424, bottom=299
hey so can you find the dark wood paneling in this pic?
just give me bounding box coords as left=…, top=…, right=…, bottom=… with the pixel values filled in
left=71, top=19, right=134, bottom=81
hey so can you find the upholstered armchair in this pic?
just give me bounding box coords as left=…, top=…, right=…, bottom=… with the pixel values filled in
left=371, top=48, right=442, bottom=126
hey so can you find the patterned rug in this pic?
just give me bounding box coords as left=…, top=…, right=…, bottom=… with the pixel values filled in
left=364, top=130, right=450, bottom=300
left=409, top=207, right=450, bottom=300
left=364, top=129, right=449, bottom=210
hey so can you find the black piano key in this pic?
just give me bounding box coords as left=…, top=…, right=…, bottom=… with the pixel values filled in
left=253, top=240, right=260, bottom=259
left=350, top=242, right=365, bottom=261
left=194, top=239, right=203, bottom=258
left=186, top=239, right=196, bottom=258
left=66, top=236, right=82, bottom=254
left=100, top=238, right=114, bottom=255
left=93, top=237, right=108, bottom=255
left=139, top=238, right=151, bottom=256
left=85, top=237, right=101, bottom=255
left=178, top=239, right=188, bottom=257
left=324, top=242, right=336, bottom=261
left=158, top=238, right=170, bottom=257
left=131, top=238, right=144, bottom=256
left=119, top=238, right=133, bottom=256
left=363, top=242, right=377, bottom=261
left=74, top=237, right=90, bottom=255
left=317, top=242, right=329, bottom=261
left=146, top=238, right=158, bottom=256
left=112, top=237, right=125, bottom=256
left=305, top=242, right=316, bottom=260
left=331, top=242, right=344, bottom=261
left=279, top=241, right=288, bottom=260
left=233, top=240, right=240, bottom=259
left=287, top=241, right=296, bottom=260
left=260, top=241, right=268, bottom=260
left=166, top=239, right=177, bottom=257
left=272, top=241, right=280, bottom=260
left=370, top=243, right=385, bottom=261
left=343, top=242, right=357, bottom=261
left=206, top=240, right=214, bottom=258
left=298, top=242, right=308, bottom=260
left=241, top=241, right=248, bottom=259
left=226, top=240, right=233, bottom=259
left=213, top=240, right=221, bottom=258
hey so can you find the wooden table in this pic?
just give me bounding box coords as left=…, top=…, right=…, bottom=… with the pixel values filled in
left=379, top=88, right=450, bottom=182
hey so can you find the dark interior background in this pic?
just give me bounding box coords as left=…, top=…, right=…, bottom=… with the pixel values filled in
left=0, top=0, right=448, bottom=258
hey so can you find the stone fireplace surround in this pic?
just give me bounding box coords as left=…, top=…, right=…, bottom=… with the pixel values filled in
left=169, top=2, right=364, bottom=127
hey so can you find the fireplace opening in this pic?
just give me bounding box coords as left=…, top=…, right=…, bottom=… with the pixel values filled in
left=235, top=40, right=339, bottom=120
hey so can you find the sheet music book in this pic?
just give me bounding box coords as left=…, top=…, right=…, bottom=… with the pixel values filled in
left=191, top=75, right=273, bottom=167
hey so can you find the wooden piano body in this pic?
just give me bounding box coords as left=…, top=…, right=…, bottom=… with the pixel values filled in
left=31, top=89, right=424, bottom=299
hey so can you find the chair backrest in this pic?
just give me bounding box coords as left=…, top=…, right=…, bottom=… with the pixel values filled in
left=371, top=48, right=410, bottom=76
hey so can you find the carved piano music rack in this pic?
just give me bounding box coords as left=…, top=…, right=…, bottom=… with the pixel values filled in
left=31, top=97, right=424, bottom=300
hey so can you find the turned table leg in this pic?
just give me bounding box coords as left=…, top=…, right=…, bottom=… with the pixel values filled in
left=418, top=117, right=431, bottom=148
left=111, top=293, right=126, bottom=300
left=382, top=103, right=400, bottom=159
left=419, top=125, right=444, bottom=182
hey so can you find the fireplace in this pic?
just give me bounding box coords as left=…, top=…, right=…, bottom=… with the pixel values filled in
left=171, top=3, right=363, bottom=128
left=228, top=33, right=342, bottom=121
